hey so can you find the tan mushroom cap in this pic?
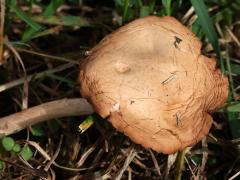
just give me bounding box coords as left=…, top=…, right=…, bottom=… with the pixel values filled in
left=79, top=16, right=228, bottom=154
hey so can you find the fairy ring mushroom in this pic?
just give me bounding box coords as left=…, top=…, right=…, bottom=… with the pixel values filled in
left=79, top=16, right=228, bottom=154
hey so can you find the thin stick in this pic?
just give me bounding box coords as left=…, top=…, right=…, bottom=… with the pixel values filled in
left=0, top=98, right=93, bottom=135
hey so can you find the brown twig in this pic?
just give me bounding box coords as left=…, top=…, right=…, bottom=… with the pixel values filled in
left=0, top=98, right=93, bottom=135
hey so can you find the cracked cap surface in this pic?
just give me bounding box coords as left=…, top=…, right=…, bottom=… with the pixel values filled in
left=79, top=16, right=228, bottom=154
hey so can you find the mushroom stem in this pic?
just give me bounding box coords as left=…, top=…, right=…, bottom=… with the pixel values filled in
left=0, top=98, right=93, bottom=136
left=175, top=148, right=187, bottom=180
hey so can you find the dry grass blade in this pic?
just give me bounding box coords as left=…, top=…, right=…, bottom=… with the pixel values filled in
left=16, top=47, right=79, bottom=64
left=181, top=6, right=194, bottom=24
left=127, top=167, right=132, bottom=180
left=229, top=170, right=240, bottom=180
left=4, top=37, right=29, bottom=109
left=149, top=149, right=161, bottom=176
left=49, top=168, right=56, bottom=180
left=44, top=135, right=63, bottom=171
left=76, top=137, right=103, bottom=167
left=26, top=140, right=51, bottom=161
left=132, top=155, right=147, bottom=169
left=200, top=137, right=208, bottom=176
left=25, top=139, right=95, bottom=173
left=115, top=147, right=136, bottom=180
left=0, top=156, right=48, bottom=178
left=52, top=163, right=93, bottom=172
left=88, top=148, right=105, bottom=170
left=0, top=0, right=5, bottom=65
left=165, top=153, right=178, bottom=178
left=184, top=156, right=197, bottom=179
left=216, top=22, right=224, bottom=39
left=226, top=26, right=240, bottom=47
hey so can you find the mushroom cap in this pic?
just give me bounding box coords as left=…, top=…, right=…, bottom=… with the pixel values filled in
left=79, top=16, right=228, bottom=154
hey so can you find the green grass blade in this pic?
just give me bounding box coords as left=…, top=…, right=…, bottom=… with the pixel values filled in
left=22, top=0, right=64, bottom=42
left=31, top=27, right=62, bottom=39
left=8, top=3, right=43, bottom=31
left=192, top=19, right=204, bottom=38
left=149, top=0, right=156, bottom=13
left=123, top=0, right=130, bottom=23
left=230, top=63, right=240, bottom=75
left=32, top=15, right=92, bottom=27
left=22, top=28, right=38, bottom=42
left=162, top=0, right=172, bottom=16
left=226, top=51, right=235, bottom=100
left=43, top=0, right=64, bottom=17
left=78, top=115, right=94, bottom=134
left=219, top=102, right=240, bottom=138
left=22, top=0, right=64, bottom=41
left=190, top=0, right=225, bottom=72
left=140, top=6, right=151, bottom=17
left=228, top=112, right=240, bottom=138
left=219, top=103, right=240, bottom=113
left=46, top=73, right=75, bottom=87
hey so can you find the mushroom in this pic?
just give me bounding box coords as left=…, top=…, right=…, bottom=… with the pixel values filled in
left=79, top=16, right=228, bottom=154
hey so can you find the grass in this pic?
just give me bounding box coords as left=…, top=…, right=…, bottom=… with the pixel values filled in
left=0, top=0, right=240, bottom=179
